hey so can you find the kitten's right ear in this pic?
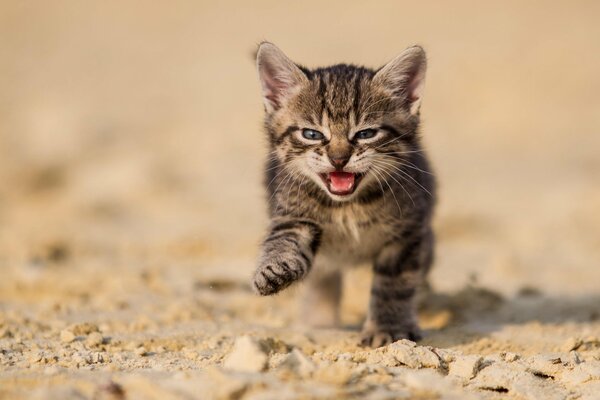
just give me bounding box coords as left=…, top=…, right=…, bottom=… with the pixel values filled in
left=373, top=46, right=427, bottom=115
left=256, top=42, right=307, bottom=113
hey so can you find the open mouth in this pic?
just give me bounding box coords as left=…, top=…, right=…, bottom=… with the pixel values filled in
left=319, top=171, right=364, bottom=196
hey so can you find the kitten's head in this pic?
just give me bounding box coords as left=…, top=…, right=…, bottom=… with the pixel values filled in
left=256, top=42, right=426, bottom=202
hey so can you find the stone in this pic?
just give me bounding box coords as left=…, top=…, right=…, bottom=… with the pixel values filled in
left=70, top=323, right=100, bottom=336
left=472, top=361, right=519, bottom=392
left=86, top=332, right=104, bottom=347
left=206, top=367, right=251, bottom=400
left=387, top=341, right=442, bottom=369
left=399, top=369, right=458, bottom=397
left=223, top=336, right=268, bottom=373
left=527, top=354, right=564, bottom=378
left=280, top=348, right=316, bottom=377
left=312, top=360, right=356, bottom=385
left=473, top=360, right=569, bottom=400
left=448, top=355, right=484, bottom=380
left=501, top=352, right=520, bottom=362
left=568, top=351, right=581, bottom=365
left=134, top=346, right=148, bottom=357
left=60, top=330, right=76, bottom=343
left=561, top=337, right=583, bottom=352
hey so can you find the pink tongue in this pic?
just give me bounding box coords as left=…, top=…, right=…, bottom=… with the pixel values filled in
left=329, top=172, right=355, bottom=193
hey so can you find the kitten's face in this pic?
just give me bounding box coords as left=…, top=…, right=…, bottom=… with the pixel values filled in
left=257, top=43, right=426, bottom=202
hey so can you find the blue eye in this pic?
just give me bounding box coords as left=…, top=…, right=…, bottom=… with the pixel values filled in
left=355, top=129, right=377, bottom=140
left=302, top=129, right=325, bottom=140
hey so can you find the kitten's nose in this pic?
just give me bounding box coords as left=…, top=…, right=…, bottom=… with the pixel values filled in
left=328, top=154, right=350, bottom=169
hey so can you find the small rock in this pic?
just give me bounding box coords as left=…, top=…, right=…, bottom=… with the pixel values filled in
left=313, top=360, right=357, bottom=385
left=399, top=369, right=455, bottom=396
left=134, top=346, right=148, bottom=357
left=71, top=323, right=100, bottom=336
left=28, top=351, right=43, bottom=363
left=206, top=367, right=250, bottom=399
left=86, top=332, right=104, bottom=347
left=388, top=341, right=442, bottom=369
left=434, top=348, right=458, bottom=364
left=280, top=348, right=316, bottom=377
left=95, top=381, right=126, bottom=400
left=562, top=337, right=583, bottom=352
left=223, top=336, right=268, bottom=373
left=0, top=327, right=12, bottom=339
left=472, top=360, right=568, bottom=399
left=60, top=330, right=76, bottom=343
left=501, top=352, right=520, bottom=362
left=449, top=355, right=484, bottom=379
left=527, top=354, right=563, bottom=378
left=568, top=351, right=582, bottom=365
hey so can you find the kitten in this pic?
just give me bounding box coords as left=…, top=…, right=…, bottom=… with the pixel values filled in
left=252, top=42, right=436, bottom=347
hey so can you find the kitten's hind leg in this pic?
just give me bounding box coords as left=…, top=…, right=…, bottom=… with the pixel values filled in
left=253, top=218, right=322, bottom=296
left=361, top=229, right=433, bottom=347
left=301, top=270, right=342, bottom=328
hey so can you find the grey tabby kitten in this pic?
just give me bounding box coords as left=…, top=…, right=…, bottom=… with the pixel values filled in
left=252, top=42, right=436, bottom=347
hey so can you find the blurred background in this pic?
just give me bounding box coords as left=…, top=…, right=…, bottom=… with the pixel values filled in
left=1, top=2, right=600, bottom=397
left=1, top=0, right=599, bottom=307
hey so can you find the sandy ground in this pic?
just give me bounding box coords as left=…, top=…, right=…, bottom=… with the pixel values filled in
left=1, top=1, right=600, bottom=399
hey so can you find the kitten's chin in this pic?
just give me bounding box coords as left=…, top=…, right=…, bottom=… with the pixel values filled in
left=318, top=172, right=364, bottom=200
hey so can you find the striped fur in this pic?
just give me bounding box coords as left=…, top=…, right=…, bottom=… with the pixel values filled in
left=253, top=42, right=436, bottom=347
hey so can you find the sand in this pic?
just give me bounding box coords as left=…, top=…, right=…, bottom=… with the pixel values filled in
left=1, top=1, right=600, bottom=399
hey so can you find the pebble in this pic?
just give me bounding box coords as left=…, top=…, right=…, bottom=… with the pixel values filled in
left=562, top=337, right=583, bottom=352
left=448, top=355, right=484, bottom=380
left=223, top=336, right=268, bottom=373
left=527, top=354, right=563, bottom=377
left=313, top=360, right=356, bottom=385
left=86, top=332, right=104, bottom=347
left=134, top=347, right=148, bottom=357
left=568, top=351, right=582, bottom=365
left=206, top=367, right=251, bottom=399
left=71, top=323, right=100, bottom=336
left=280, top=348, right=316, bottom=377
left=60, top=330, right=76, bottom=343
left=399, top=369, right=456, bottom=397
left=387, top=340, right=442, bottom=369
left=501, top=352, right=520, bottom=362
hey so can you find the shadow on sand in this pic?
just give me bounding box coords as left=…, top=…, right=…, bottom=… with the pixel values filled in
left=417, top=285, right=600, bottom=349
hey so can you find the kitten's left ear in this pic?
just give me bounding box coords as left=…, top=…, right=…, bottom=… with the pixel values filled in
left=373, top=46, right=427, bottom=115
left=256, top=42, right=308, bottom=113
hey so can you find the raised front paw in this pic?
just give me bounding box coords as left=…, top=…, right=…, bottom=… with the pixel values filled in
left=360, top=325, right=423, bottom=348
left=252, top=258, right=307, bottom=296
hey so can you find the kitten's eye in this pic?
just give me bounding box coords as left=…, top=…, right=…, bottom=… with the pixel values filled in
left=302, top=129, right=325, bottom=141
left=355, top=129, right=377, bottom=140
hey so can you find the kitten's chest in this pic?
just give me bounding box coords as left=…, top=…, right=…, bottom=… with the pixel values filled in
left=316, top=206, right=394, bottom=266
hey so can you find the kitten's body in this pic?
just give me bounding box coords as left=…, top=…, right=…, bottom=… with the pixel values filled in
left=253, top=44, right=435, bottom=347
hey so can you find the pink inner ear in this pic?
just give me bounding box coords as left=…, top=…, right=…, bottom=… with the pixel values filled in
left=408, top=78, right=421, bottom=102
left=264, top=76, right=285, bottom=107
left=406, top=66, right=425, bottom=103
left=261, top=69, right=290, bottom=109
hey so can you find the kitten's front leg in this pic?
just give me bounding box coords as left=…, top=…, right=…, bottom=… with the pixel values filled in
left=253, top=218, right=322, bottom=296
left=361, top=231, right=433, bottom=347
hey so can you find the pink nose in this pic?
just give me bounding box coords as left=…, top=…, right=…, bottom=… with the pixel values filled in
left=329, top=155, right=350, bottom=169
